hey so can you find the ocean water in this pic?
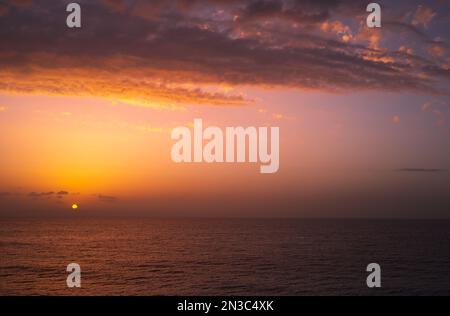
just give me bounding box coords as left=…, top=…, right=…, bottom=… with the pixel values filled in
left=1, top=218, right=450, bottom=296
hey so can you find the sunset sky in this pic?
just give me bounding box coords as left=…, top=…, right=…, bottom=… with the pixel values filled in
left=0, top=0, right=449, bottom=217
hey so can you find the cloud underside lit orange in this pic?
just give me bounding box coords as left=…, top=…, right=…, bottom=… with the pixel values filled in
left=0, top=49, right=445, bottom=110
left=0, top=0, right=448, bottom=108
left=0, top=62, right=250, bottom=109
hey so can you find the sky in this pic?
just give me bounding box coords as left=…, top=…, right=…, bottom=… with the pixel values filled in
left=0, top=0, right=449, bottom=217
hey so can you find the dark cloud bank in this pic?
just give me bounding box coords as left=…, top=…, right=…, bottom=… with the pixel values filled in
left=0, top=0, right=449, bottom=106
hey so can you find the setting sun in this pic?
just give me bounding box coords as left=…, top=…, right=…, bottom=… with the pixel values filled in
left=71, top=204, right=78, bottom=210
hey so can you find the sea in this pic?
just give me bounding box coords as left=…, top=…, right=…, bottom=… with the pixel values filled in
left=1, top=218, right=450, bottom=296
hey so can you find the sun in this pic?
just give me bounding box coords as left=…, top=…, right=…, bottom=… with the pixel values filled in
left=71, top=204, right=78, bottom=210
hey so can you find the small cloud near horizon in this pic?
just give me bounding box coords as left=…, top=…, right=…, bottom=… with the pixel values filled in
left=28, top=191, right=54, bottom=198
left=26, top=190, right=73, bottom=199
left=396, top=168, right=448, bottom=173
left=98, top=194, right=118, bottom=202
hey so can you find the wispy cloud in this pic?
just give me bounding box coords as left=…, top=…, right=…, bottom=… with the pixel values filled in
left=412, top=5, right=436, bottom=28
left=135, top=125, right=167, bottom=134
left=392, top=116, right=401, bottom=124
left=26, top=190, right=72, bottom=199
left=98, top=194, right=118, bottom=202
left=421, top=101, right=433, bottom=111
left=28, top=191, right=54, bottom=198
left=396, top=168, right=448, bottom=173
left=420, top=100, right=450, bottom=126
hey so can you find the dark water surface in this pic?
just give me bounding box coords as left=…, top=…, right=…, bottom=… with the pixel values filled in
left=1, top=219, right=450, bottom=295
